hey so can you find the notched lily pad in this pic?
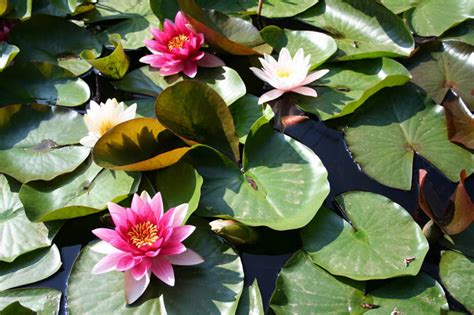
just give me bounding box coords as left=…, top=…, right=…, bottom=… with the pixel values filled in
left=0, top=288, right=61, bottom=315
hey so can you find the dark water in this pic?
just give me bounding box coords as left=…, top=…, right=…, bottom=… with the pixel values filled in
left=28, top=117, right=465, bottom=313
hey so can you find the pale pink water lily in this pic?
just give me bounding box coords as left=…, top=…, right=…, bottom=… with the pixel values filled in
left=0, top=20, right=14, bottom=42
left=79, top=98, right=136, bottom=148
left=140, top=11, right=224, bottom=78
left=91, top=192, right=203, bottom=304
left=250, top=48, right=329, bottom=104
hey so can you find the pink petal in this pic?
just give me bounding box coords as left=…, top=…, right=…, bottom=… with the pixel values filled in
left=301, top=69, right=330, bottom=85
left=92, top=253, right=123, bottom=274
left=92, top=228, right=119, bottom=243
left=131, top=194, right=153, bottom=222
left=124, top=270, right=151, bottom=304
left=151, top=256, right=175, bottom=286
left=292, top=86, right=317, bottom=97
left=172, top=225, right=195, bottom=242
left=90, top=240, right=122, bottom=255
left=161, top=204, right=188, bottom=228
left=150, top=192, right=164, bottom=222
left=258, top=89, right=285, bottom=104
left=197, top=52, right=225, bottom=68
left=160, top=242, right=187, bottom=256
left=131, top=259, right=152, bottom=280
left=163, top=19, right=177, bottom=34
left=182, top=61, right=198, bottom=78
left=167, top=249, right=204, bottom=266
left=160, top=63, right=184, bottom=76
left=175, top=11, right=189, bottom=33
left=116, top=254, right=137, bottom=271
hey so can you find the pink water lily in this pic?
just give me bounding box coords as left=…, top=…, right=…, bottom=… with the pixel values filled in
left=140, top=11, right=224, bottom=78
left=91, top=192, right=204, bottom=304
left=0, top=20, right=14, bottom=42
left=250, top=48, right=329, bottom=104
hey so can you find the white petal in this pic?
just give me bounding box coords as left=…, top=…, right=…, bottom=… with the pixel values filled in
left=258, top=89, right=285, bottom=104
left=90, top=240, right=122, bottom=254
left=301, top=69, right=330, bottom=85
left=167, top=249, right=204, bottom=266
left=124, top=270, right=151, bottom=304
left=278, top=48, right=291, bottom=66
left=80, top=135, right=99, bottom=148
left=292, top=86, right=318, bottom=97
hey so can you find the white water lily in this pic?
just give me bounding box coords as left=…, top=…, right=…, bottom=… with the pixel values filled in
left=250, top=48, right=329, bottom=104
left=80, top=98, right=137, bottom=148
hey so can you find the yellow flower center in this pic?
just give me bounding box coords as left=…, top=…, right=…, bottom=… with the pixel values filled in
left=97, top=120, right=115, bottom=136
left=167, top=34, right=188, bottom=51
left=128, top=221, right=159, bottom=248
left=277, top=68, right=291, bottom=78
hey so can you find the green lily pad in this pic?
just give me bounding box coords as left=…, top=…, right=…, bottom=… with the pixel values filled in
left=298, top=0, right=414, bottom=60
left=0, top=62, right=90, bottom=107
left=0, top=288, right=61, bottom=315
left=3, top=0, right=31, bottom=19
left=19, top=159, right=140, bottom=222
left=8, top=15, right=102, bottom=76
left=93, top=118, right=190, bottom=171
left=152, top=160, right=203, bottom=223
left=156, top=80, right=240, bottom=160
left=67, top=217, right=244, bottom=314
left=410, top=0, right=474, bottom=37
left=301, top=191, right=429, bottom=280
left=0, top=245, right=61, bottom=290
left=270, top=251, right=448, bottom=314
left=114, top=66, right=246, bottom=106
left=379, top=0, right=421, bottom=14
left=84, top=0, right=159, bottom=50
left=238, top=0, right=319, bottom=18
left=0, top=104, right=89, bottom=183
left=441, top=224, right=474, bottom=258
left=408, top=41, right=474, bottom=111
left=344, top=85, right=473, bottom=190
left=260, top=26, right=337, bottom=69
left=229, top=94, right=264, bottom=143
left=0, top=175, right=54, bottom=262
left=439, top=250, right=474, bottom=312
left=236, top=280, right=264, bottom=315
left=0, top=301, right=35, bottom=315
left=294, top=58, right=411, bottom=120
left=0, top=43, right=19, bottom=72
left=442, top=20, right=474, bottom=45
left=190, top=118, right=330, bottom=231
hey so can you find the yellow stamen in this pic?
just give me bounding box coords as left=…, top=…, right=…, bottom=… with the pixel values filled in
left=128, top=221, right=159, bottom=248
left=277, top=69, right=291, bottom=78
left=97, top=120, right=115, bottom=136
left=167, top=34, right=188, bottom=51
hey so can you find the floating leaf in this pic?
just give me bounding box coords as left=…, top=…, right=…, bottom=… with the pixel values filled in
left=441, top=223, right=474, bottom=258
left=8, top=15, right=102, bottom=76
left=0, top=42, right=19, bottom=72
left=84, top=0, right=159, bottom=50
left=444, top=92, right=474, bottom=149
left=260, top=26, right=337, bottom=69
left=152, top=160, right=203, bottom=222
left=0, top=301, right=35, bottom=315
left=19, top=159, right=140, bottom=222
left=67, top=217, right=244, bottom=314
left=93, top=118, right=189, bottom=171
left=298, top=0, right=414, bottom=60
left=442, top=20, right=474, bottom=46
left=439, top=250, right=474, bottom=312
left=301, top=191, right=429, bottom=280
left=344, top=85, right=473, bottom=190
left=0, top=104, right=89, bottom=183
left=0, top=288, right=61, bottom=315
left=236, top=280, right=264, bottom=315
left=82, top=35, right=129, bottom=79
left=190, top=119, right=329, bottom=231
left=0, top=245, right=61, bottom=290
left=114, top=66, right=246, bottom=106
left=229, top=94, right=264, bottom=143
left=236, top=0, right=319, bottom=18
left=408, top=41, right=474, bottom=111
left=3, top=0, right=31, bottom=19
left=0, top=62, right=90, bottom=107
left=410, top=0, right=474, bottom=37
left=0, top=175, right=54, bottom=262
left=156, top=80, right=240, bottom=160
left=294, top=58, right=411, bottom=120
left=379, top=0, right=421, bottom=14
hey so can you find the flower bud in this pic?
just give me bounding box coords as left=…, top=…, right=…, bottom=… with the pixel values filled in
left=209, top=219, right=258, bottom=245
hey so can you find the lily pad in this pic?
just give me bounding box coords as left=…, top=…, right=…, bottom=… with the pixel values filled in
left=439, top=250, right=474, bottom=312
left=155, top=80, right=240, bottom=160
left=236, top=280, right=264, bottom=315
left=379, top=0, right=421, bottom=14
left=294, top=58, right=411, bottom=120
left=0, top=288, right=61, bottom=315
left=0, top=245, right=61, bottom=290
left=3, top=0, right=31, bottom=19
left=0, top=104, right=89, bottom=183
left=442, top=20, right=474, bottom=46
left=0, top=302, right=35, bottom=314
left=84, top=0, right=159, bottom=50
left=410, top=0, right=474, bottom=37
left=0, top=42, right=19, bottom=72
left=152, top=160, right=203, bottom=223
left=19, top=159, right=140, bottom=222
left=441, top=223, right=474, bottom=258
left=67, top=217, right=244, bottom=314
left=93, top=118, right=189, bottom=171
left=82, top=35, right=129, bottom=79
left=8, top=15, right=102, bottom=76
left=190, top=119, right=330, bottom=231
left=408, top=41, right=474, bottom=111
left=0, top=62, right=90, bottom=107
left=298, top=0, right=414, bottom=60
left=0, top=175, right=54, bottom=262
left=229, top=94, right=264, bottom=143
left=237, top=0, right=319, bottom=18
left=260, top=26, right=337, bottom=69
left=301, top=191, right=429, bottom=280
left=114, top=66, right=246, bottom=106
left=344, top=85, right=473, bottom=190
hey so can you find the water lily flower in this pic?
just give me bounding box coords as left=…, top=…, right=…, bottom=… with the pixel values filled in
left=91, top=192, right=204, bottom=304
left=0, top=20, right=14, bottom=42
left=140, top=11, right=224, bottom=78
left=79, top=98, right=136, bottom=148
left=250, top=48, right=329, bottom=104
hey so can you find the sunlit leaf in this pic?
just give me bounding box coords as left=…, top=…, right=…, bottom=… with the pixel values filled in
left=0, top=288, right=61, bottom=315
